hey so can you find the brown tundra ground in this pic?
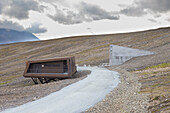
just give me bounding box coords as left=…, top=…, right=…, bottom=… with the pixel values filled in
left=0, top=27, right=170, bottom=112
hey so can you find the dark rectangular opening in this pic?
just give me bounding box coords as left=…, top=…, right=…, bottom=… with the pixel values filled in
left=27, top=60, right=68, bottom=73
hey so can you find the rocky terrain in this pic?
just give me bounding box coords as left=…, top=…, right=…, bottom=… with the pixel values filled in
left=0, top=27, right=170, bottom=112
left=0, top=70, right=91, bottom=111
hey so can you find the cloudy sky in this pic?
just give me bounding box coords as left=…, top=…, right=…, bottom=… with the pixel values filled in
left=0, top=0, right=170, bottom=40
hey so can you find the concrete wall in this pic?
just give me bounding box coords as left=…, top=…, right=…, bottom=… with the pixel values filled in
left=109, top=45, right=154, bottom=66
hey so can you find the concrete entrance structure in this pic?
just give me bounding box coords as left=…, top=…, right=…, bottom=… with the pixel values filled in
left=109, top=45, right=154, bottom=66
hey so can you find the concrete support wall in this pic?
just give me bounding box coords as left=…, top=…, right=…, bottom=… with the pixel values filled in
left=109, top=45, right=154, bottom=66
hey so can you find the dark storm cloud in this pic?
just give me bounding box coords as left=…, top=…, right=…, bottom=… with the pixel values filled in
left=120, top=0, right=170, bottom=17
left=0, top=0, right=43, bottom=19
left=26, top=23, right=47, bottom=33
left=48, top=2, right=119, bottom=25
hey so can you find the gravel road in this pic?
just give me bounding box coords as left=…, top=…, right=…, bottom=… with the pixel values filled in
left=0, top=70, right=91, bottom=111
left=86, top=67, right=149, bottom=113
left=1, top=66, right=119, bottom=113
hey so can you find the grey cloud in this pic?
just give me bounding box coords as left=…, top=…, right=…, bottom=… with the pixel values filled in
left=166, top=18, right=170, bottom=22
left=0, top=1, right=11, bottom=13
left=137, top=0, right=170, bottom=13
left=48, top=5, right=83, bottom=25
left=39, top=0, right=67, bottom=4
left=0, top=0, right=119, bottom=24
left=154, top=14, right=162, bottom=18
left=48, top=2, right=119, bottom=25
left=0, top=20, right=47, bottom=33
left=120, top=6, right=146, bottom=17
left=148, top=19, right=158, bottom=23
left=79, top=2, right=119, bottom=21
left=0, top=0, right=44, bottom=19
left=26, top=23, right=47, bottom=33
left=0, top=20, right=24, bottom=31
left=120, top=0, right=170, bottom=17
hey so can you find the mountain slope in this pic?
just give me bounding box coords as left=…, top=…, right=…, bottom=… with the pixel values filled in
left=0, top=27, right=169, bottom=112
left=0, top=28, right=39, bottom=44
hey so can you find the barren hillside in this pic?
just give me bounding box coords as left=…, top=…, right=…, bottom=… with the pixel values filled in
left=0, top=27, right=170, bottom=112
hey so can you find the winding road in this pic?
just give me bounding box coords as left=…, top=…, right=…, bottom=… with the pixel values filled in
left=1, top=66, right=120, bottom=113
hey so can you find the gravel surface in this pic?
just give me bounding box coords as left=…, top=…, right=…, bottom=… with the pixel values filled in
left=86, top=67, right=149, bottom=113
left=1, top=67, right=119, bottom=113
left=0, top=27, right=169, bottom=112
left=0, top=70, right=91, bottom=112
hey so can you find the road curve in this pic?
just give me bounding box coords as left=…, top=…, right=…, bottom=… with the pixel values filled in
left=1, top=66, right=120, bottom=113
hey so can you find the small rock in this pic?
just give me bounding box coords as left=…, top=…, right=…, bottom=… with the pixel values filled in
left=33, top=97, right=37, bottom=101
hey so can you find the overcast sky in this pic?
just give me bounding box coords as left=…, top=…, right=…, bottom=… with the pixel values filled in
left=0, top=0, right=170, bottom=40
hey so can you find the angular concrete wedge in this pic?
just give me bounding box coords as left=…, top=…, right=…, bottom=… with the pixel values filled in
left=109, top=45, right=154, bottom=65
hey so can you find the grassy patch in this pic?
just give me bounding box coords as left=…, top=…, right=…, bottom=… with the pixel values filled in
left=138, top=71, right=167, bottom=75
left=150, top=81, right=170, bottom=87
left=152, top=96, right=160, bottom=101
left=0, top=81, right=11, bottom=86
left=74, top=42, right=121, bottom=56
left=144, top=62, right=170, bottom=70
left=0, top=82, right=6, bottom=85
left=136, top=63, right=170, bottom=113
left=0, top=74, right=22, bottom=82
